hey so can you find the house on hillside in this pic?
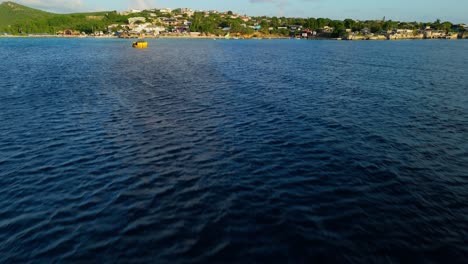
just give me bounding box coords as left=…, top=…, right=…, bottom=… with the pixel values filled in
left=160, top=18, right=178, bottom=26
left=59, top=29, right=80, bottom=36
left=180, top=8, right=194, bottom=16
left=240, top=16, right=251, bottom=22
left=250, top=25, right=261, bottom=31
left=175, top=26, right=190, bottom=33
left=107, top=24, right=120, bottom=33
left=301, top=29, right=315, bottom=38
left=128, top=17, right=146, bottom=25
left=159, top=8, right=172, bottom=14
left=133, top=23, right=151, bottom=33
left=395, top=29, right=413, bottom=35
left=289, top=25, right=303, bottom=31
left=360, top=27, right=371, bottom=35
left=317, top=26, right=333, bottom=33
left=424, top=29, right=446, bottom=39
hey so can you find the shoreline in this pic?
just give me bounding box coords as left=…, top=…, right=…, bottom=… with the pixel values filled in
left=0, top=35, right=466, bottom=40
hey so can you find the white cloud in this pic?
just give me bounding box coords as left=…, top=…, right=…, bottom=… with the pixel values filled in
left=16, top=0, right=85, bottom=12
left=128, top=0, right=155, bottom=10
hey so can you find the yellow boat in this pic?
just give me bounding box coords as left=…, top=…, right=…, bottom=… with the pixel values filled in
left=132, top=41, right=148, bottom=49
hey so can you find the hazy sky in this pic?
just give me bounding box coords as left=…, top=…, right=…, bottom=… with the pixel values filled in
left=14, top=0, right=468, bottom=23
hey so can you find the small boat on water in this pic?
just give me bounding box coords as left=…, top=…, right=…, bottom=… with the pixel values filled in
left=132, top=40, right=148, bottom=49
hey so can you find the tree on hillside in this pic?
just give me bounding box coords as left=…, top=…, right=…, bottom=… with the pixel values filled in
left=260, top=20, right=269, bottom=34
left=305, top=18, right=318, bottom=30
left=441, top=21, right=453, bottom=32
left=189, top=12, right=217, bottom=33
left=270, top=17, right=280, bottom=28
left=229, top=19, right=243, bottom=32
left=383, top=20, right=398, bottom=30
left=432, top=19, right=441, bottom=29
left=317, top=18, right=331, bottom=28
left=330, top=20, right=345, bottom=31
left=343, top=19, right=355, bottom=29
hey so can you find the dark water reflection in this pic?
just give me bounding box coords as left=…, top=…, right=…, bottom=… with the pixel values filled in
left=0, top=38, right=467, bottom=262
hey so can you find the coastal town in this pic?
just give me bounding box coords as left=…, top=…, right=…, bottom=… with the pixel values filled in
left=57, top=8, right=468, bottom=40
left=1, top=1, right=468, bottom=40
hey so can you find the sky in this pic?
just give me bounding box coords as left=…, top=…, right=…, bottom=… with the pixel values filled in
left=13, top=0, right=468, bottom=23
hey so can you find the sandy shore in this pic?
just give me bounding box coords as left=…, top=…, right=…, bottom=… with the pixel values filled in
left=1, top=34, right=466, bottom=40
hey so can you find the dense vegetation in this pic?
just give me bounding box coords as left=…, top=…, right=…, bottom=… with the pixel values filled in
left=190, top=13, right=461, bottom=37
left=0, top=1, right=464, bottom=36
left=0, top=1, right=53, bottom=29
left=0, top=2, right=121, bottom=34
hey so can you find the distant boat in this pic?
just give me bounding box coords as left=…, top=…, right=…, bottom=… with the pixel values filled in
left=132, top=40, right=148, bottom=49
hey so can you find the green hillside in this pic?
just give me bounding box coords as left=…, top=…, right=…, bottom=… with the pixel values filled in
left=0, top=1, right=462, bottom=37
left=0, top=1, right=53, bottom=27
left=0, top=1, right=117, bottom=34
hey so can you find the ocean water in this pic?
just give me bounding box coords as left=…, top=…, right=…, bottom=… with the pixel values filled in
left=0, top=38, right=467, bottom=263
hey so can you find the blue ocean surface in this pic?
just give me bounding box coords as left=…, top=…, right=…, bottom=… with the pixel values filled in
left=0, top=38, right=467, bottom=263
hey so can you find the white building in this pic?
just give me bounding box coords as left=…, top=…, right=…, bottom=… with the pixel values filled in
left=396, top=29, right=413, bottom=34
left=133, top=23, right=166, bottom=34
left=159, top=8, right=172, bottom=13
left=180, top=8, right=194, bottom=16
left=128, top=17, right=146, bottom=25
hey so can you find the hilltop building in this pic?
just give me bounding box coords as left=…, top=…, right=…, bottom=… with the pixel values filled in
left=159, top=8, right=172, bottom=14
left=180, top=8, right=194, bottom=16
left=128, top=17, right=146, bottom=25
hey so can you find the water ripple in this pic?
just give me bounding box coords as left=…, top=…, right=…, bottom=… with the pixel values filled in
left=0, top=38, right=468, bottom=262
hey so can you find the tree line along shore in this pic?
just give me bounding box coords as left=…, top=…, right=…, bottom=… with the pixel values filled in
left=1, top=1, right=467, bottom=40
